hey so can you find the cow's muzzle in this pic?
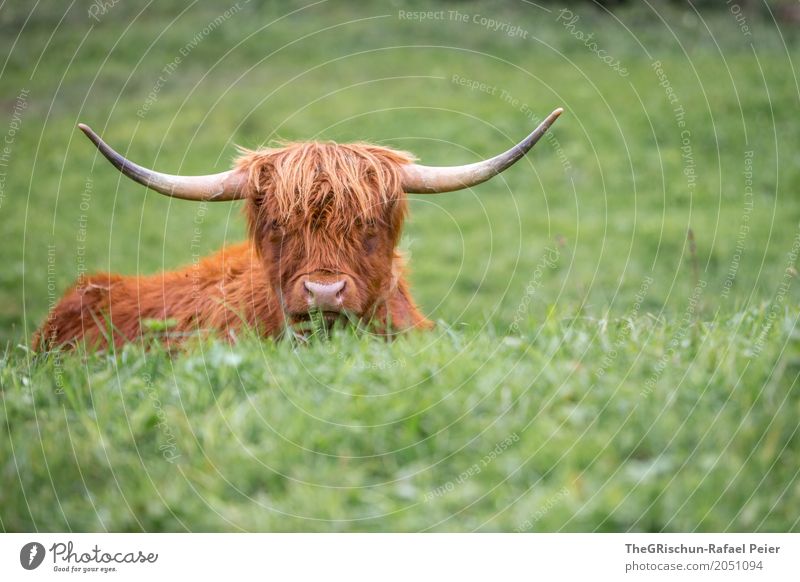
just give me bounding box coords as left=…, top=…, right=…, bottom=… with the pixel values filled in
left=289, top=272, right=359, bottom=318
left=303, top=279, right=346, bottom=311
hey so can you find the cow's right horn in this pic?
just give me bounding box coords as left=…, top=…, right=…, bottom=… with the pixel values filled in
left=400, top=107, right=563, bottom=194
left=78, top=124, right=246, bottom=201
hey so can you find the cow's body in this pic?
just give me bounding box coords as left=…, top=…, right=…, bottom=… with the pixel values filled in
left=36, top=244, right=271, bottom=349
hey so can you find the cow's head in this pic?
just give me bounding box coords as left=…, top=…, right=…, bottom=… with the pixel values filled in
left=235, top=142, right=412, bottom=324
left=78, top=108, right=561, bottom=325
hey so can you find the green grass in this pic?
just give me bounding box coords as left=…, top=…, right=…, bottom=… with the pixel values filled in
left=1, top=1, right=800, bottom=531
left=2, top=307, right=799, bottom=531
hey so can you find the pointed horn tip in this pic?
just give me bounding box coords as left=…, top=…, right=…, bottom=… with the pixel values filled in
left=77, top=123, right=99, bottom=141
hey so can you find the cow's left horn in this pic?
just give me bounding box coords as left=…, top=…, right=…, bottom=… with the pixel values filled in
left=400, top=108, right=563, bottom=194
left=78, top=124, right=246, bottom=201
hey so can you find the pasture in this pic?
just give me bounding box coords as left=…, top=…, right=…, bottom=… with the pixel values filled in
left=1, top=0, right=799, bottom=531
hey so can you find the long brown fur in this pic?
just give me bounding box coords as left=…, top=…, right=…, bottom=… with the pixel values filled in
left=34, top=141, right=432, bottom=350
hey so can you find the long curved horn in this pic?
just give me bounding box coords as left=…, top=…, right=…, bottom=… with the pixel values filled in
left=400, top=107, right=563, bottom=194
left=78, top=124, right=246, bottom=201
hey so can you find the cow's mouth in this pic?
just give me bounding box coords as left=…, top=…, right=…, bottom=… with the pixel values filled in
left=290, top=310, right=352, bottom=331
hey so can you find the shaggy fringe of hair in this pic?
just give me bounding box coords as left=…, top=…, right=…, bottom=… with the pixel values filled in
left=235, top=141, right=416, bottom=231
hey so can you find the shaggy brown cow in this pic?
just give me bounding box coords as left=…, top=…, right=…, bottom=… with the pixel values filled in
left=34, top=108, right=562, bottom=350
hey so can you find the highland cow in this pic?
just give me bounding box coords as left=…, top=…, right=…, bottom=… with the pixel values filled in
left=34, top=108, right=562, bottom=349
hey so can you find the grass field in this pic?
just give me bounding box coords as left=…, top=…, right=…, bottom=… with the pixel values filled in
left=1, top=0, right=799, bottom=531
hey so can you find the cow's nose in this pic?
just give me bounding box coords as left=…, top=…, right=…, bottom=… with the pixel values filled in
left=303, top=279, right=346, bottom=311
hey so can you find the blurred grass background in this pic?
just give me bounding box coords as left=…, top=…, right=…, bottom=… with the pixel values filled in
left=1, top=1, right=800, bottom=532
left=1, top=0, right=799, bottom=341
